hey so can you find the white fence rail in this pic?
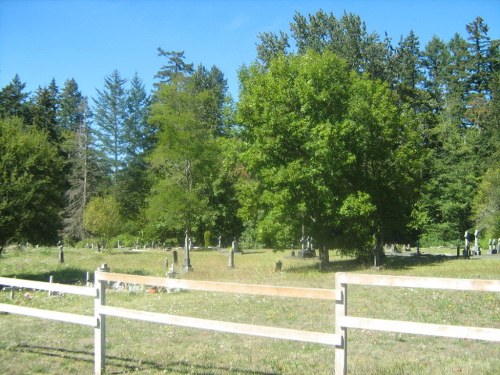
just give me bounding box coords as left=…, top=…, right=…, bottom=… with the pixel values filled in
left=334, top=272, right=500, bottom=374
left=1, top=268, right=499, bottom=375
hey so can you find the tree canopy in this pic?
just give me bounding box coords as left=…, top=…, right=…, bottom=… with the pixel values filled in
left=0, top=11, right=498, bottom=256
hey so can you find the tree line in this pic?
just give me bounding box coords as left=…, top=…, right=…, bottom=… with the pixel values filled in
left=0, top=12, right=498, bottom=260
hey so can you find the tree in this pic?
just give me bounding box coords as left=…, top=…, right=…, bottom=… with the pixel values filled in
left=63, top=97, right=96, bottom=242
left=0, top=74, right=31, bottom=122
left=288, top=10, right=393, bottom=80
left=116, top=73, right=153, bottom=222
left=83, top=195, right=122, bottom=245
left=31, top=80, right=59, bottom=143
left=237, top=51, right=424, bottom=259
left=256, top=31, right=290, bottom=66
left=472, top=167, right=500, bottom=239
left=147, top=75, right=219, bottom=243
left=93, top=70, right=128, bottom=183
left=422, top=36, right=451, bottom=112
left=0, top=117, right=64, bottom=251
left=154, top=49, right=194, bottom=88
left=466, top=16, right=491, bottom=96
left=59, top=78, right=84, bottom=132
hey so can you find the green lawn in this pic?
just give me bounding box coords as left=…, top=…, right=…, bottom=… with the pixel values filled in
left=1, top=246, right=499, bottom=374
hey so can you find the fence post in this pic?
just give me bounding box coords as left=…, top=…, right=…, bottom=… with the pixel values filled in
left=335, top=273, right=347, bottom=375
left=95, top=264, right=109, bottom=375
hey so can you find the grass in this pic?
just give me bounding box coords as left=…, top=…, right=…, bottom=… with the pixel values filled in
left=0, top=245, right=499, bottom=374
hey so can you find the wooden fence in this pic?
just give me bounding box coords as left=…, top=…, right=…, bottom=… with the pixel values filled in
left=1, top=266, right=499, bottom=374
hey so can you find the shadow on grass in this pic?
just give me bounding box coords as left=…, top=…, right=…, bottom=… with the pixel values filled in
left=285, top=258, right=364, bottom=274
left=4, top=266, right=89, bottom=284
left=383, top=253, right=456, bottom=270
left=3, top=267, right=153, bottom=285
left=10, top=344, right=278, bottom=374
left=284, top=253, right=460, bottom=274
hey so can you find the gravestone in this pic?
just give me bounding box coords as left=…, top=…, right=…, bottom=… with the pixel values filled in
left=182, top=232, right=192, bottom=272
left=232, top=238, right=241, bottom=253
left=58, top=241, right=64, bottom=263
left=228, top=249, right=235, bottom=268
left=473, top=229, right=481, bottom=255
left=275, top=260, right=282, bottom=272
left=299, top=236, right=314, bottom=258
left=218, top=236, right=222, bottom=248
left=167, top=263, right=176, bottom=278
left=173, top=250, right=178, bottom=264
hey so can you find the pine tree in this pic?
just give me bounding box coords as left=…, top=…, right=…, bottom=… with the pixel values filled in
left=0, top=74, right=31, bottom=122
left=154, top=49, right=194, bottom=88
left=31, top=80, right=59, bottom=143
left=59, top=78, right=84, bottom=132
left=93, top=70, right=127, bottom=183
left=116, top=73, right=153, bottom=222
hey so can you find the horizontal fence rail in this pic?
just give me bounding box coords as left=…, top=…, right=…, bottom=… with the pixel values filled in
left=339, top=316, right=500, bottom=342
left=334, top=272, right=500, bottom=375
left=99, top=305, right=340, bottom=346
left=336, top=273, right=500, bottom=292
left=0, top=303, right=96, bottom=326
left=97, top=271, right=340, bottom=300
left=0, top=276, right=96, bottom=297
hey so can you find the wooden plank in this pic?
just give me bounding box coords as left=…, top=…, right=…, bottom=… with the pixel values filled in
left=100, top=305, right=341, bottom=346
left=336, top=273, right=500, bottom=292
left=96, top=272, right=339, bottom=300
left=0, top=276, right=96, bottom=297
left=339, top=316, right=500, bottom=342
left=0, top=303, right=96, bottom=327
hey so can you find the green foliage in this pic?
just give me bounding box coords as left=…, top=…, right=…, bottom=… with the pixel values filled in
left=83, top=195, right=122, bottom=244
left=472, top=167, right=500, bottom=238
left=203, top=230, right=212, bottom=248
left=0, top=117, right=64, bottom=248
left=237, top=51, right=424, bottom=256
left=147, top=75, right=219, bottom=239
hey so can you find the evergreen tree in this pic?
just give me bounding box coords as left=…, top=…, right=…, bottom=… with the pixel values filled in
left=422, top=36, right=451, bottom=113
left=116, top=73, right=153, bottom=223
left=154, top=49, right=194, bottom=88
left=59, top=78, right=84, bottom=132
left=0, top=74, right=31, bottom=122
left=466, top=16, right=491, bottom=96
left=31, top=80, right=59, bottom=143
left=256, top=31, right=290, bottom=67
left=93, top=70, right=128, bottom=183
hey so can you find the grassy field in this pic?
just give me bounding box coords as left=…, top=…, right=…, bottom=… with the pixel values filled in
left=0, top=245, right=499, bottom=374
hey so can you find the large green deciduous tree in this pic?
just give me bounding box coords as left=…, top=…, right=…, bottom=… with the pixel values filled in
left=0, top=117, right=64, bottom=251
left=147, top=75, right=219, bottom=242
left=237, top=51, right=424, bottom=259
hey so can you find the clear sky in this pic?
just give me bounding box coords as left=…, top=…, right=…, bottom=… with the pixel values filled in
left=1, top=0, right=499, bottom=100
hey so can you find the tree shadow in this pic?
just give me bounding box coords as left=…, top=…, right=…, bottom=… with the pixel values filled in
left=4, top=266, right=89, bottom=284
left=10, top=344, right=278, bottom=374
left=285, top=258, right=364, bottom=274
left=383, top=253, right=456, bottom=270
left=283, top=253, right=461, bottom=274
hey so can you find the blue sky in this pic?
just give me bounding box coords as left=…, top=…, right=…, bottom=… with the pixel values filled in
left=1, top=0, right=499, bottom=100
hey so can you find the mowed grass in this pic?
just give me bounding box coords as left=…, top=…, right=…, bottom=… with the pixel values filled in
left=0, top=246, right=499, bottom=374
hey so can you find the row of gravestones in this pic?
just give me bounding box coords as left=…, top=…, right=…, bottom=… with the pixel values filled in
left=487, top=238, right=500, bottom=254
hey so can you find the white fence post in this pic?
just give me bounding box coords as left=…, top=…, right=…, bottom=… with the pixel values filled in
left=335, top=273, right=347, bottom=375
left=94, top=264, right=109, bottom=375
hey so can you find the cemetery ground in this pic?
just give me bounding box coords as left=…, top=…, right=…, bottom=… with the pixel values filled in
left=0, top=246, right=499, bottom=374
